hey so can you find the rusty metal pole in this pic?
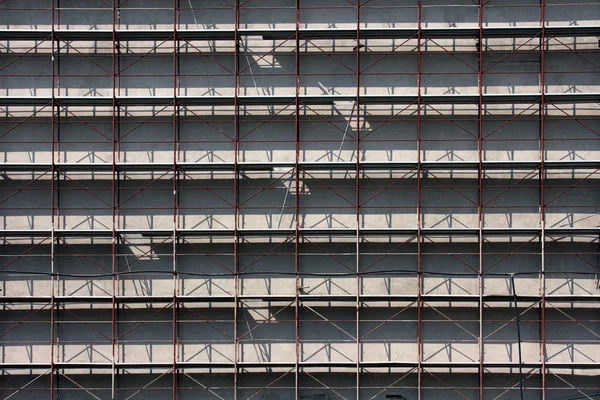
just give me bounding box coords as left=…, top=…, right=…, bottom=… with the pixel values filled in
left=49, top=0, right=57, bottom=397
left=294, top=0, right=301, bottom=398
left=478, top=1, right=484, bottom=399
left=540, top=0, right=547, bottom=398
left=111, top=0, right=118, bottom=398
left=355, top=2, right=361, bottom=399
left=172, top=1, right=179, bottom=398
left=416, top=1, right=423, bottom=399
left=233, top=1, right=240, bottom=399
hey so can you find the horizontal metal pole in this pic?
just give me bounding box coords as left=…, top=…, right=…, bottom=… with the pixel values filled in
left=0, top=227, right=598, bottom=238
left=0, top=26, right=598, bottom=41
left=1, top=160, right=599, bottom=172
left=1, top=294, right=599, bottom=304
left=1, top=93, right=599, bottom=106
left=0, top=361, right=597, bottom=370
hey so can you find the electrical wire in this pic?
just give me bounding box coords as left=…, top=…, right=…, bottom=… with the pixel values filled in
left=560, top=394, right=600, bottom=400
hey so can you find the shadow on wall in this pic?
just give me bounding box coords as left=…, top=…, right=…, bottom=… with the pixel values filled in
left=0, top=304, right=596, bottom=374
left=2, top=49, right=598, bottom=97
left=1, top=241, right=597, bottom=295
left=0, top=175, right=598, bottom=230
left=2, top=113, right=599, bottom=165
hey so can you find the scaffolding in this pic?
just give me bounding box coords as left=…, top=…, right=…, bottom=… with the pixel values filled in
left=0, top=0, right=599, bottom=399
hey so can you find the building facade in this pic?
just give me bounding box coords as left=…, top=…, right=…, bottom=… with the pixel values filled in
left=0, top=0, right=599, bottom=399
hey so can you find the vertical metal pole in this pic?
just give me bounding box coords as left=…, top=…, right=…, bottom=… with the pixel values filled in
left=416, top=2, right=422, bottom=399
left=355, top=3, right=361, bottom=399
left=478, top=2, right=484, bottom=400
left=539, top=1, right=547, bottom=398
left=233, top=2, right=240, bottom=399
left=294, top=1, right=301, bottom=398
left=172, top=1, right=179, bottom=398
left=111, top=1, right=118, bottom=398
left=49, top=1, right=56, bottom=398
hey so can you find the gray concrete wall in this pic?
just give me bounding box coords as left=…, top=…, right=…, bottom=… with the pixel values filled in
left=2, top=46, right=599, bottom=97
left=1, top=370, right=600, bottom=400
left=3, top=0, right=600, bottom=30
left=2, top=171, right=598, bottom=232
left=1, top=303, right=598, bottom=366
left=1, top=105, right=599, bottom=165
left=2, top=233, right=598, bottom=314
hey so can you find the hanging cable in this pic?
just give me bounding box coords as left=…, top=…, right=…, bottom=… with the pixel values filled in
left=596, top=234, right=600, bottom=289
left=559, top=393, right=600, bottom=400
